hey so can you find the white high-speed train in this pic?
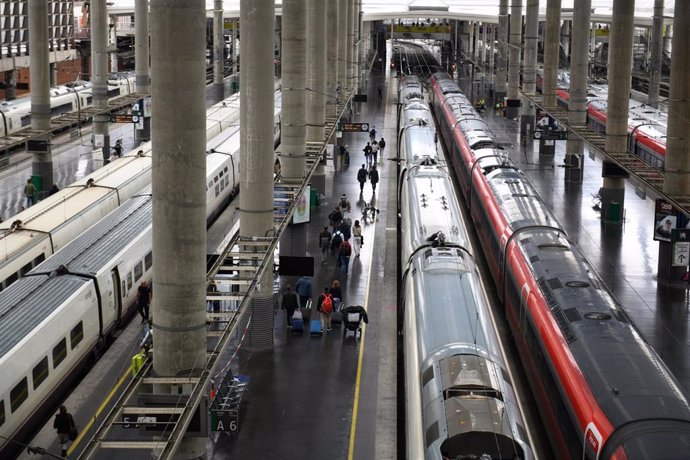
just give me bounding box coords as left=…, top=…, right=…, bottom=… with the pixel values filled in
left=0, top=74, right=136, bottom=137
left=397, top=75, right=533, bottom=460
left=0, top=84, right=282, bottom=293
left=0, top=113, right=262, bottom=457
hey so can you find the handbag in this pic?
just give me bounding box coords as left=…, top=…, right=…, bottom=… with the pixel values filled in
left=292, top=309, right=303, bottom=321
left=68, top=418, right=79, bottom=441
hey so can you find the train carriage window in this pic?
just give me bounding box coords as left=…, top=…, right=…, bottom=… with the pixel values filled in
left=7, top=272, right=18, bottom=286
left=21, top=115, right=31, bottom=127
left=34, top=253, right=46, bottom=266
left=215, top=184, right=220, bottom=197
left=0, top=400, right=4, bottom=427
left=32, top=356, right=49, bottom=390
left=20, top=262, right=32, bottom=276
left=70, top=322, right=84, bottom=349
left=10, top=378, right=28, bottom=413
left=134, top=262, right=143, bottom=281
left=53, top=338, right=67, bottom=368
left=127, top=272, right=133, bottom=290
left=145, top=251, right=153, bottom=271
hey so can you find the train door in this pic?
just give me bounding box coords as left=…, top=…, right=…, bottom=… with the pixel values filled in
left=111, top=269, right=123, bottom=322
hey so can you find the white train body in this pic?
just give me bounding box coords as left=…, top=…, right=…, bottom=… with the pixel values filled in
left=398, top=77, right=533, bottom=460
left=0, top=102, right=283, bottom=455
left=0, top=85, right=282, bottom=292
left=0, top=75, right=136, bottom=137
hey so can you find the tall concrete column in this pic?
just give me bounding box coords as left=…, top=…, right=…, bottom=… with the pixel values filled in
left=468, top=21, right=474, bottom=59
left=602, top=0, right=634, bottom=222
left=135, top=0, right=151, bottom=142
left=506, top=0, right=522, bottom=119
left=282, top=0, right=307, bottom=180
left=109, top=15, right=118, bottom=72
left=561, top=20, right=571, bottom=59
left=496, top=0, right=509, bottom=100
left=481, top=23, right=488, bottom=65
left=564, top=0, right=590, bottom=182
left=306, top=0, right=327, bottom=144
left=489, top=24, right=495, bottom=77
left=664, top=0, right=690, bottom=198
left=347, top=0, right=355, bottom=91
left=150, top=1, right=207, bottom=458
left=240, top=0, right=275, bottom=351
left=542, top=0, right=561, bottom=107
left=135, top=0, right=150, bottom=94
left=663, top=24, right=672, bottom=55
left=232, top=18, right=239, bottom=80
left=473, top=22, right=480, bottom=62
left=353, top=0, right=361, bottom=92
left=647, top=0, right=664, bottom=107
left=91, top=0, right=110, bottom=164
left=213, top=0, right=224, bottom=86
left=326, top=0, right=339, bottom=116
left=50, top=63, right=57, bottom=86
left=28, top=0, right=53, bottom=192
left=520, top=0, right=538, bottom=136
left=4, top=69, right=17, bottom=100
left=338, top=0, right=348, bottom=96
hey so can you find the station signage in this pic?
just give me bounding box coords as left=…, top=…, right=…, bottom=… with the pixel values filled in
left=339, top=122, right=370, bottom=133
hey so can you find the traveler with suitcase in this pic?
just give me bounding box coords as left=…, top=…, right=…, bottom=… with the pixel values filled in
left=317, top=287, right=333, bottom=332
left=281, top=284, right=300, bottom=330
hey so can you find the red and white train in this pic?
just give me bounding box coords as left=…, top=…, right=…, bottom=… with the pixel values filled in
left=430, top=72, right=690, bottom=459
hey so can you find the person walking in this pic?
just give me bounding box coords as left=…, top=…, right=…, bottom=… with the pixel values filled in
left=281, top=284, right=299, bottom=328
left=330, top=279, right=342, bottom=303
left=352, top=220, right=363, bottom=256
left=369, top=126, right=377, bottom=143
left=338, top=238, right=352, bottom=277
left=363, top=142, right=373, bottom=166
left=317, top=287, right=333, bottom=331
left=319, top=226, right=332, bottom=264
left=378, top=138, right=386, bottom=160
left=24, top=178, right=36, bottom=207
left=112, top=139, right=123, bottom=158
left=54, top=405, right=76, bottom=458
left=328, top=206, right=343, bottom=229
left=295, top=276, right=312, bottom=310
left=357, top=164, right=368, bottom=192
left=137, top=280, right=151, bottom=323
left=371, top=140, right=380, bottom=165
left=339, top=217, right=352, bottom=242
left=369, top=165, right=380, bottom=193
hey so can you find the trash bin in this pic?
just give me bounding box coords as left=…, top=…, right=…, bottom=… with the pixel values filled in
left=609, top=201, right=621, bottom=222
left=310, top=187, right=319, bottom=207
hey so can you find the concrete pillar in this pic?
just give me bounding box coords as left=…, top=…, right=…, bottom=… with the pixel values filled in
left=489, top=24, right=495, bottom=77
left=4, top=69, right=17, bottom=100
left=473, top=22, right=480, bottom=62
left=240, top=0, right=275, bottom=351
left=50, top=63, right=57, bottom=86
left=564, top=0, right=590, bottom=182
left=91, top=0, right=110, bottom=164
left=506, top=0, right=522, bottom=119
left=28, top=0, right=53, bottom=192
left=347, top=0, right=355, bottom=91
left=353, top=0, right=360, bottom=92
left=326, top=0, right=339, bottom=116
left=521, top=0, right=538, bottom=137
left=647, top=0, right=664, bottom=108
left=664, top=0, right=690, bottom=197
left=282, top=0, right=307, bottom=180
left=663, top=23, right=672, bottom=55
left=306, top=0, right=327, bottom=143
left=496, top=0, right=509, bottom=100
left=542, top=0, right=561, bottom=107
left=134, top=0, right=151, bottom=142
left=109, top=15, right=118, bottom=72
left=150, top=0, right=207, bottom=458
left=233, top=18, right=239, bottom=80
left=213, top=0, right=224, bottom=86
left=481, top=23, right=488, bottom=65
left=338, top=0, right=348, bottom=96
left=602, top=0, right=634, bottom=223
left=561, top=19, right=571, bottom=59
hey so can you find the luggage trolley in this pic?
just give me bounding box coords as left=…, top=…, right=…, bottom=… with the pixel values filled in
left=341, top=305, right=369, bottom=338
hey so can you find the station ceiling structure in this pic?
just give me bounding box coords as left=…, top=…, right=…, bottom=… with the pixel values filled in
left=108, top=0, right=675, bottom=24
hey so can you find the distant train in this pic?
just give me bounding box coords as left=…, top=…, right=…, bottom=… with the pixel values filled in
left=555, top=86, right=667, bottom=170
left=0, top=74, right=136, bottom=137
left=0, top=118, right=255, bottom=458
left=0, top=84, right=282, bottom=293
left=398, top=75, right=533, bottom=460
left=430, top=72, right=690, bottom=459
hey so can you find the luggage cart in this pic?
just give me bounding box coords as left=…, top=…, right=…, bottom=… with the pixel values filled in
left=341, top=305, right=369, bottom=338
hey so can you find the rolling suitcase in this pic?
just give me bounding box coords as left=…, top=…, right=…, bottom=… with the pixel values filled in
left=291, top=310, right=304, bottom=333
left=330, top=298, right=343, bottom=326
left=310, top=318, right=322, bottom=335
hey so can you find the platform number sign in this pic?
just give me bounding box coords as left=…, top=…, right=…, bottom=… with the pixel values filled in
left=211, top=409, right=239, bottom=433
left=672, top=230, right=690, bottom=267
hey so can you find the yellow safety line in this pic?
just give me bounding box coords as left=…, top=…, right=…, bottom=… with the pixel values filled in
left=67, top=363, right=137, bottom=456
left=348, top=73, right=390, bottom=460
